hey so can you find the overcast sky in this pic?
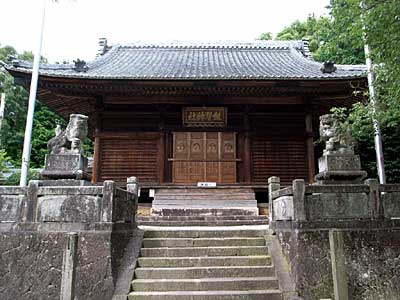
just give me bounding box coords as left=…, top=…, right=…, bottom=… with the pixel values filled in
left=0, top=0, right=330, bottom=63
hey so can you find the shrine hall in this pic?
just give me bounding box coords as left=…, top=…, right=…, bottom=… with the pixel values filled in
left=4, top=40, right=367, bottom=190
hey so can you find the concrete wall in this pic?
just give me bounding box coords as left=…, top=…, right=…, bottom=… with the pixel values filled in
left=0, top=179, right=142, bottom=300
left=276, top=222, right=400, bottom=300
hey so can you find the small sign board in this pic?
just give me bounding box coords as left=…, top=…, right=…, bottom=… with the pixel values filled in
left=183, top=107, right=227, bottom=127
left=197, top=182, right=217, bottom=188
left=149, top=189, right=155, bottom=198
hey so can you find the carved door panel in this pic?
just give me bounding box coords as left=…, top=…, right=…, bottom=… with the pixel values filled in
left=172, top=132, right=236, bottom=184
left=220, top=132, right=236, bottom=183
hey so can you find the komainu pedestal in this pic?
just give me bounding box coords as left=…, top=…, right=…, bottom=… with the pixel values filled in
left=41, top=114, right=90, bottom=180
left=315, top=114, right=367, bottom=184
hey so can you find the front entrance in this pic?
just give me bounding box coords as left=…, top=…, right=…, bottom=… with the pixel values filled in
left=172, top=132, right=237, bottom=184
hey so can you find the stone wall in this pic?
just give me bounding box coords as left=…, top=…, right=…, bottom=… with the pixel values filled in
left=275, top=222, right=400, bottom=300
left=0, top=179, right=142, bottom=300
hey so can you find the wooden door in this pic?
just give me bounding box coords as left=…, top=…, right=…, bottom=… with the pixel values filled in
left=172, top=132, right=236, bottom=184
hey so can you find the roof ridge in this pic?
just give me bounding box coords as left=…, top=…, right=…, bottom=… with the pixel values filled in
left=115, top=40, right=304, bottom=50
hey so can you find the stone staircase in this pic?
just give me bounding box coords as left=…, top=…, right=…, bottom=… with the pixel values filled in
left=128, top=227, right=283, bottom=300
left=150, top=187, right=259, bottom=216
left=138, top=215, right=269, bottom=226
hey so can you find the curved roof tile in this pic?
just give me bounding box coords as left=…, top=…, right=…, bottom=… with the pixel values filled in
left=4, top=40, right=366, bottom=80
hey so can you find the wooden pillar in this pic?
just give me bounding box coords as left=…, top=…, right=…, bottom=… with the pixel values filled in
left=92, top=129, right=101, bottom=183
left=92, top=100, right=103, bottom=183
left=157, top=107, right=166, bottom=184
left=243, top=109, right=251, bottom=183
left=158, top=132, right=165, bottom=184
left=305, top=112, right=315, bottom=183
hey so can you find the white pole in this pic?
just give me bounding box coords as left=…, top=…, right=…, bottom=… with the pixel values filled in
left=364, top=44, right=386, bottom=184
left=360, top=1, right=386, bottom=184
left=0, top=93, right=5, bottom=133
left=20, top=0, right=47, bottom=186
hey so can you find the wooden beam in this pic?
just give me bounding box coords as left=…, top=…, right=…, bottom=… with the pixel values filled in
left=91, top=109, right=102, bottom=183
left=243, top=111, right=252, bottom=183
left=305, top=112, right=315, bottom=183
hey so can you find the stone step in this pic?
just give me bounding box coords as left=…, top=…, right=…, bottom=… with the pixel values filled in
left=131, top=276, right=279, bottom=291
left=134, top=265, right=275, bottom=279
left=152, top=200, right=257, bottom=206
left=154, top=194, right=256, bottom=200
left=139, top=219, right=268, bottom=226
left=128, top=290, right=283, bottom=300
left=142, top=237, right=266, bottom=248
left=137, top=255, right=272, bottom=268
left=140, top=246, right=269, bottom=257
left=151, top=207, right=258, bottom=216
left=138, top=215, right=269, bottom=222
left=143, top=229, right=268, bottom=239
left=155, top=188, right=255, bottom=194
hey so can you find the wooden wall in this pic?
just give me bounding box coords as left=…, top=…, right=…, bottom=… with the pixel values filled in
left=98, top=132, right=160, bottom=185
left=95, top=105, right=310, bottom=186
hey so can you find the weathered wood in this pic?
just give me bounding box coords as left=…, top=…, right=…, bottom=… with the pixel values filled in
left=305, top=112, right=315, bottom=183
left=99, top=133, right=159, bottom=185
left=329, top=230, right=349, bottom=300
left=92, top=133, right=101, bottom=183
left=172, top=132, right=237, bottom=184
left=157, top=131, right=165, bottom=184
left=92, top=109, right=102, bottom=183
left=250, top=133, right=308, bottom=185
left=60, top=232, right=78, bottom=300
left=306, top=184, right=369, bottom=194
left=243, top=113, right=252, bottom=184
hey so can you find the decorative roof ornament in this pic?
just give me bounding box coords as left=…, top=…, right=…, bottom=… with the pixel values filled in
left=73, top=59, right=88, bottom=72
left=97, top=38, right=111, bottom=57
left=321, top=61, right=337, bottom=73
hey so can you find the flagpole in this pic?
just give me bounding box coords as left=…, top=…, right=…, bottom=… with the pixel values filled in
left=20, top=0, right=47, bottom=186
left=360, top=1, right=386, bottom=184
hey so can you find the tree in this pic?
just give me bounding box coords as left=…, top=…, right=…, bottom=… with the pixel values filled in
left=258, top=32, right=273, bottom=40
left=259, top=0, right=400, bottom=182
left=0, top=44, right=66, bottom=168
left=0, top=149, right=10, bottom=181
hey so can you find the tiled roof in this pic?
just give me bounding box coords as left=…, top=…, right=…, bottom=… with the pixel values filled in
left=4, top=40, right=366, bottom=80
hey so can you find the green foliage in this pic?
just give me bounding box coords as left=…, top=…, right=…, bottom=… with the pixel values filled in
left=264, top=0, right=400, bottom=182
left=258, top=32, right=273, bottom=40
left=276, top=15, right=332, bottom=53
left=0, top=149, right=10, bottom=180
left=0, top=43, right=69, bottom=169
left=4, top=169, right=39, bottom=186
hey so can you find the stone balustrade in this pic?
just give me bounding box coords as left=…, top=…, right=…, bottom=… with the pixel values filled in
left=268, top=177, right=400, bottom=223
left=0, top=179, right=138, bottom=225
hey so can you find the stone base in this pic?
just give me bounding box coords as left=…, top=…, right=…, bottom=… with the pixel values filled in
left=41, top=154, right=90, bottom=180
left=315, top=154, right=367, bottom=183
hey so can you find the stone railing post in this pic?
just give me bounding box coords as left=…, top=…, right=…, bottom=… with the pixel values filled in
left=127, top=176, right=139, bottom=226
left=102, top=180, right=116, bottom=222
left=365, top=179, right=382, bottom=220
left=293, top=179, right=306, bottom=221
left=268, top=176, right=280, bottom=223
left=23, top=180, right=39, bottom=222
left=60, top=232, right=78, bottom=300
left=329, top=230, right=349, bottom=300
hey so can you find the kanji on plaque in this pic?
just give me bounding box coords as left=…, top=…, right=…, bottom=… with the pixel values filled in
left=183, top=107, right=227, bottom=127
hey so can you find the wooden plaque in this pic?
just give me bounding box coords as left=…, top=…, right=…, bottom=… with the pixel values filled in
left=183, top=107, right=227, bottom=127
